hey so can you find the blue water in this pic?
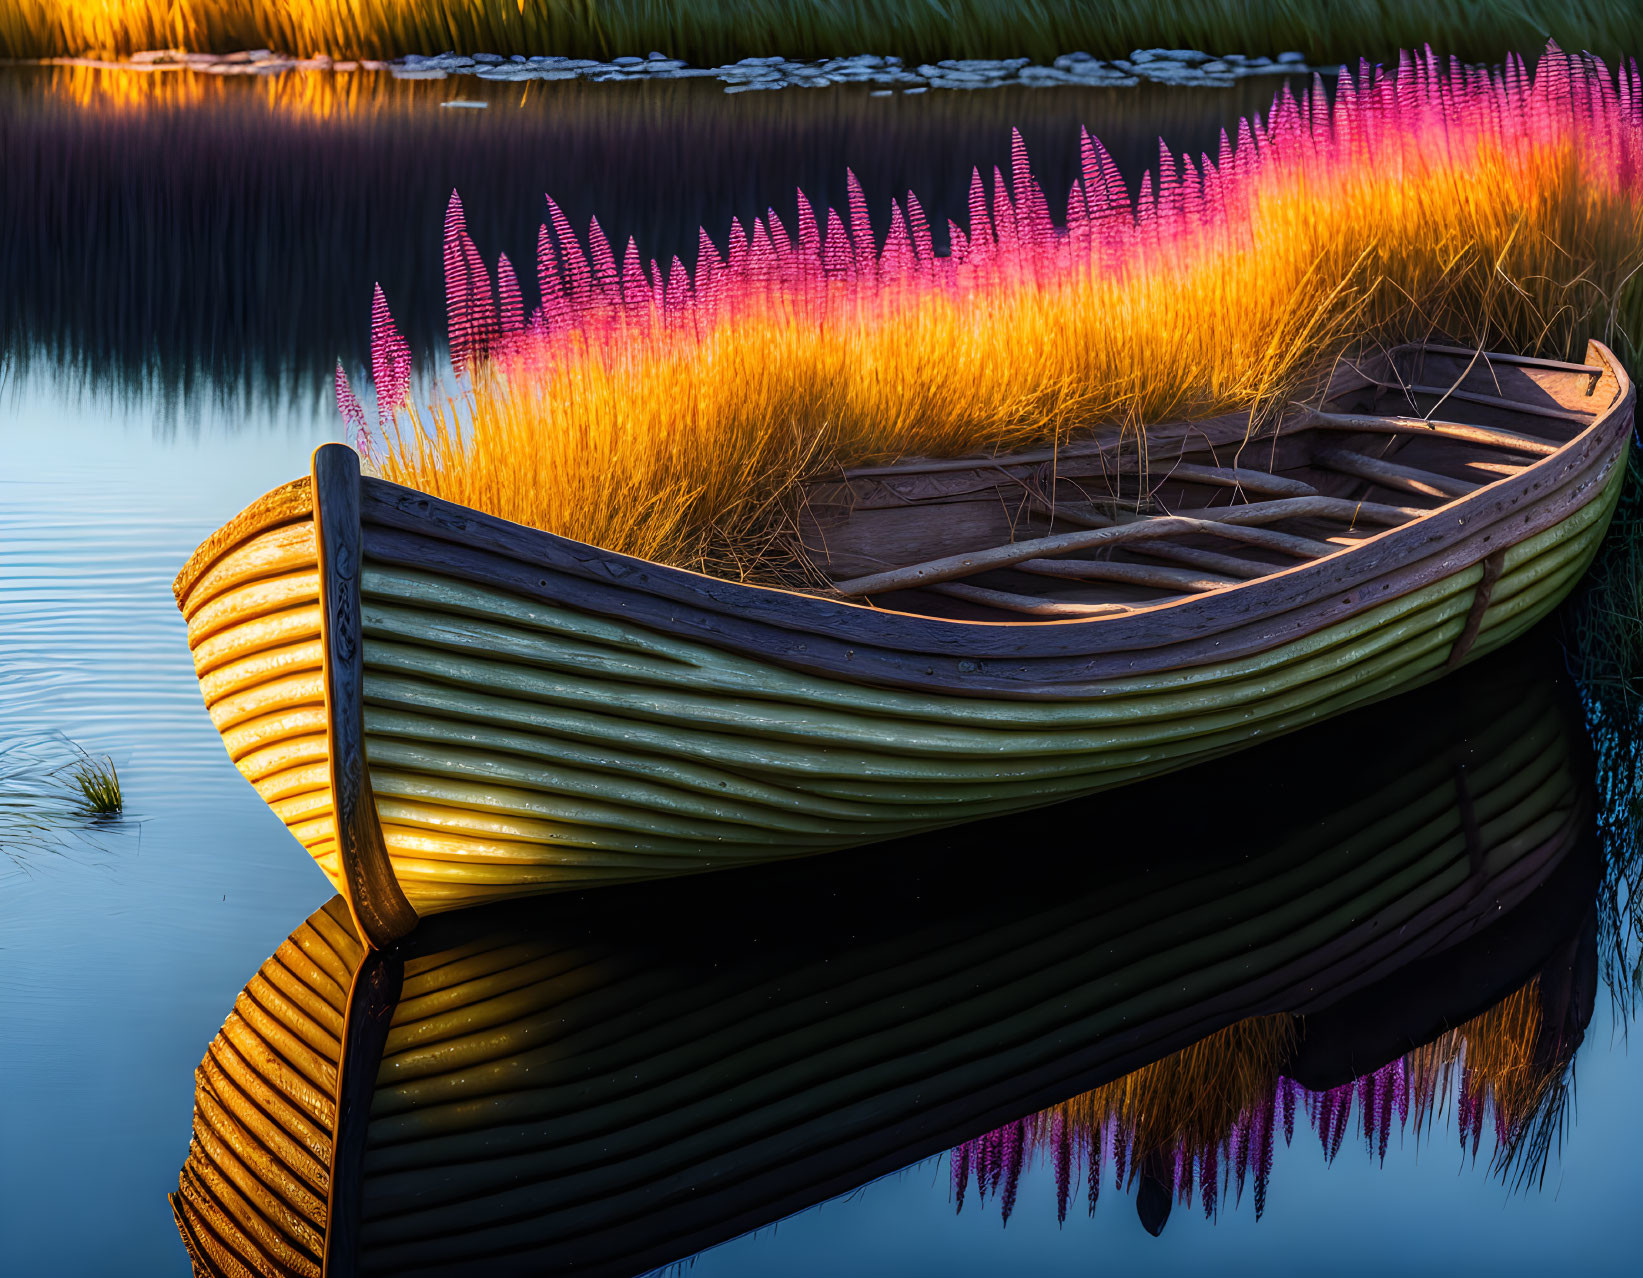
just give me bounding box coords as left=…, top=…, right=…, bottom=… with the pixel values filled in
left=0, top=374, right=335, bottom=1275
left=2, top=67, right=1640, bottom=1278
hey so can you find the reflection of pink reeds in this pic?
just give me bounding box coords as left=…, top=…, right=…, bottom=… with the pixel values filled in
left=352, top=45, right=1643, bottom=581
left=954, top=976, right=1582, bottom=1227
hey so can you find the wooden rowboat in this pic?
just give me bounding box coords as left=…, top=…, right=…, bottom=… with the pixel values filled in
left=169, top=645, right=1597, bottom=1277
left=173, top=340, right=1633, bottom=943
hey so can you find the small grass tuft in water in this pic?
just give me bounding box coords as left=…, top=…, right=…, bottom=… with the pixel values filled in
left=1, top=735, right=133, bottom=867
left=66, top=752, right=123, bottom=817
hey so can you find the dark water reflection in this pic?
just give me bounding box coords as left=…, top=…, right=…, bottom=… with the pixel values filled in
left=0, top=65, right=1320, bottom=412
left=170, top=638, right=1624, bottom=1277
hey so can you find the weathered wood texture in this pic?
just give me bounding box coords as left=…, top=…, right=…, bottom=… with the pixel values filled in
left=1314, top=447, right=1481, bottom=498
left=801, top=343, right=1614, bottom=591
left=173, top=477, right=313, bottom=608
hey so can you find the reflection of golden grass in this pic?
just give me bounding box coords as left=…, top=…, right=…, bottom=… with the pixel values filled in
left=1407, top=976, right=1569, bottom=1153
left=965, top=971, right=1579, bottom=1224
left=21, top=62, right=410, bottom=116
left=1051, top=1016, right=1293, bottom=1173
left=378, top=55, right=1643, bottom=582
left=6, top=0, right=1643, bottom=64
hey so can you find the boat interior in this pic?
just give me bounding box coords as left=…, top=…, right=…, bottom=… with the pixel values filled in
left=797, top=342, right=1626, bottom=620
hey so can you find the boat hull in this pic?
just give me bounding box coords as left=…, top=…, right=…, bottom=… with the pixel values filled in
left=173, top=344, right=1633, bottom=937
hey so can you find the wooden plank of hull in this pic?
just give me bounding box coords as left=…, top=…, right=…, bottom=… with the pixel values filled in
left=173, top=503, right=343, bottom=908
left=171, top=658, right=1593, bottom=1276
left=169, top=343, right=1631, bottom=920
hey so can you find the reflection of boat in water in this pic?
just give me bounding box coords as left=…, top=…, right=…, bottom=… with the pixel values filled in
left=956, top=884, right=1597, bottom=1236
left=171, top=345, right=1630, bottom=941
left=170, top=640, right=1597, bottom=1277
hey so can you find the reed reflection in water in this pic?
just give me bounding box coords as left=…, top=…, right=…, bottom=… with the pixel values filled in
left=169, top=637, right=1616, bottom=1277
left=0, top=64, right=1324, bottom=412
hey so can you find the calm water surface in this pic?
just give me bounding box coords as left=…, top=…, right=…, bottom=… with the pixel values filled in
left=2, top=66, right=1640, bottom=1277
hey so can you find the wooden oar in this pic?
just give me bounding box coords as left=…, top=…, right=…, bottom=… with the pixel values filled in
left=833, top=514, right=1342, bottom=598
left=1303, top=410, right=1561, bottom=456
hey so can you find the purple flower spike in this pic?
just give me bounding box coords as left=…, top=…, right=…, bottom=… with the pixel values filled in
left=1173, top=1142, right=1191, bottom=1206
left=1000, top=1120, right=1027, bottom=1226
left=1054, top=1113, right=1073, bottom=1224
left=1087, top=1120, right=1103, bottom=1216
left=1457, top=1068, right=1476, bottom=1156
left=1255, top=1096, right=1276, bottom=1219
left=1232, top=1116, right=1251, bottom=1204
left=1327, top=1087, right=1351, bottom=1163
left=1376, top=1065, right=1395, bottom=1164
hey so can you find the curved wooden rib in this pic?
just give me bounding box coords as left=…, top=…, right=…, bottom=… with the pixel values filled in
left=1313, top=447, right=1482, bottom=499
left=1305, top=409, right=1564, bottom=454
left=312, top=445, right=418, bottom=947
left=832, top=513, right=1341, bottom=596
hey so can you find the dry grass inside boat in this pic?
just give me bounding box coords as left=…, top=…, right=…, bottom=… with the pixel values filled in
left=368, top=49, right=1643, bottom=587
